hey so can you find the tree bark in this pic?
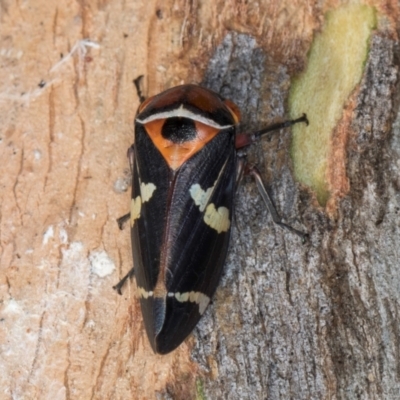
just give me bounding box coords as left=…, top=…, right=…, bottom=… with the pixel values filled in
left=1, top=1, right=399, bottom=399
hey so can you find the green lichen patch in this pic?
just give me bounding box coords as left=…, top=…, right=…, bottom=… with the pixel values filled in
left=195, top=378, right=206, bottom=400
left=289, top=4, right=376, bottom=205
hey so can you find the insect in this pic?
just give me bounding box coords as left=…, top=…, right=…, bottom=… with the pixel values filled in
left=115, top=80, right=308, bottom=354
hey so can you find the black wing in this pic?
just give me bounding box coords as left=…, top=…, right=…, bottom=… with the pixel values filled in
left=132, top=124, right=236, bottom=354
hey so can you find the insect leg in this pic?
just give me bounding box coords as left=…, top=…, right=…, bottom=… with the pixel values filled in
left=116, top=145, right=135, bottom=229
left=133, top=75, right=146, bottom=103
left=235, top=152, right=246, bottom=190
left=248, top=165, right=308, bottom=242
left=117, top=213, right=130, bottom=229
left=236, top=114, right=308, bottom=149
left=115, top=145, right=137, bottom=293
left=113, top=268, right=135, bottom=295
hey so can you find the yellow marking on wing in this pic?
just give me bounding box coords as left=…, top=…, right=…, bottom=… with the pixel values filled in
left=141, top=182, right=156, bottom=202
left=204, top=204, right=230, bottom=233
left=189, top=159, right=230, bottom=231
left=130, top=182, right=156, bottom=226
left=196, top=293, right=210, bottom=315
left=168, top=291, right=211, bottom=315
left=174, top=292, right=189, bottom=302
left=189, top=159, right=228, bottom=211
left=137, top=286, right=153, bottom=298
left=189, top=184, right=214, bottom=212
left=130, top=196, right=142, bottom=227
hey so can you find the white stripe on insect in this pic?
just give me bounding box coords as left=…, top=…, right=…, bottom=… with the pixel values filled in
left=137, top=287, right=210, bottom=315
left=137, top=286, right=154, bottom=298
left=130, top=182, right=157, bottom=227
left=136, top=104, right=233, bottom=130
left=167, top=291, right=210, bottom=315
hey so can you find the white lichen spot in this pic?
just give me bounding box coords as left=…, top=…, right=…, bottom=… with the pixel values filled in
left=59, top=228, right=68, bottom=244
left=3, top=299, right=23, bottom=315
left=204, top=204, right=230, bottom=233
left=62, top=241, right=84, bottom=256
left=89, top=250, right=115, bottom=278
left=85, top=320, right=96, bottom=329
left=50, top=39, right=100, bottom=73
left=114, top=177, right=129, bottom=193
left=33, top=149, right=42, bottom=160
left=43, top=225, right=54, bottom=245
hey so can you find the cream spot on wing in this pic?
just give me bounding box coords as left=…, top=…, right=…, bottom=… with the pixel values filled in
left=189, top=184, right=214, bottom=212
left=189, top=160, right=231, bottom=233
left=130, top=196, right=142, bottom=227
left=168, top=291, right=210, bottom=315
left=204, top=204, right=230, bottom=233
left=196, top=292, right=210, bottom=315
left=175, top=292, right=189, bottom=302
left=130, top=182, right=156, bottom=226
left=137, top=286, right=153, bottom=299
left=141, top=182, right=156, bottom=202
left=189, top=160, right=228, bottom=212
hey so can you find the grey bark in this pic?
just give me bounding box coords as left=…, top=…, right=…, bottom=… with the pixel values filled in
left=186, top=33, right=400, bottom=400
